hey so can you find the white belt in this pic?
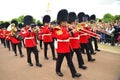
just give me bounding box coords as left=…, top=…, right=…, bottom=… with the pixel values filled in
left=54, top=39, right=69, bottom=49
left=69, top=37, right=79, bottom=40
left=24, top=37, right=34, bottom=39
left=24, top=37, right=34, bottom=45
left=57, top=39, right=69, bottom=42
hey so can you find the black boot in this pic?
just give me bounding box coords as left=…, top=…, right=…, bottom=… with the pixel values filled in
left=29, top=63, right=33, bottom=66
left=88, top=58, right=96, bottom=62
left=72, top=73, right=82, bottom=78
left=56, top=72, right=63, bottom=77
left=20, top=54, right=24, bottom=57
left=79, top=65, right=87, bottom=70
left=36, top=63, right=42, bottom=67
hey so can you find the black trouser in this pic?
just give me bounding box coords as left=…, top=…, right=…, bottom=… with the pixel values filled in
left=56, top=53, right=77, bottom=76
left=6, top=40, right=11, bottom=51
left=92, top=37, right=98, bottom=50
left=12, top=43, right=23, bottom=56
left=39, top=40, right=43, bottom=49
left=44, top=42, right=55, bottom=58
left=1, top=38, right=6, bottom=48
left=70, top=48, right=84, bottom=67
left=1, top=38, right=4, bottom=44
left=88, top=38, right=95, bottom=54
left=26, top=46, right=39, bottom=64
left=80, top=43, right=92, bottom=61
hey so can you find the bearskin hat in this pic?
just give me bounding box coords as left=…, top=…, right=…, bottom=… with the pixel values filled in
left=4, top=22, right=10, bottom=28
left=23, top=15, right=33, bottom=25
left=78, top=12, right=85, bottom=23
left=90, top=14, right=96, bottom=21
left=11, top=20, right=18, bottom=27
left=0, top=23, right=4, bottom=28
left=83, top=14, right=89, bottom=22
left=18, top=23, right=24, bottom=28
left=30, top=23, right=36, bottom=28
left=43, top=15, right=51, bottom=24
left=68, top=12, right=77, bottom=24
left=57, top=9, right=68, bottom=25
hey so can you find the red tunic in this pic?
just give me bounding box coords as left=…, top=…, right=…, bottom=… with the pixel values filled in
left=1, top=29, right=6, bottom=39
left=54, top=26, right=71, bottom=53
left=10, top=36, right=20, bottom=44
left=69, top=26, right=80, bottom=49
left=10, top=29, right=21, bottom=44
left=0, top=29, right=2, bottom=38
left=79, top=24, right=91, bottom=43
left=38, top=29, right=43, bottom=40
left=23, top=28, right=36, bottom=47
left=5, top=31, right=11, bottom=41
left=79, top=30, right=89, bottom=44
left=41, top=25, right=52, bottom=42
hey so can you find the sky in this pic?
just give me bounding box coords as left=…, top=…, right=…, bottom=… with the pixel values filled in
left=0, top=0, right=120, bottom=22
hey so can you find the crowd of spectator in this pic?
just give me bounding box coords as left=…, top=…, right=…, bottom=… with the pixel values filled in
left=94, top=20, right=120, bottom=47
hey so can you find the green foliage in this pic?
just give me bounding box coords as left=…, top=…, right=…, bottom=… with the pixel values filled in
left=114, top=15, right=120, bottom=20
left=0, top=21, right=4, bottom=24
left=102, top=13, right=120, bottom=22
left=17, top=15, right=24, bottom=23
left=96, top=18, right=100, bottom=21
left=102, top=13, right=114, bottom=22
left=36, top=20, right=41, bottom=24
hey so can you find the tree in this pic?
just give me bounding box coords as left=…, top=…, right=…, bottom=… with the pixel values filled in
left=102, top=13, right=114, bottom=22
left=36, top=20, right=41, bottom=24
left=0, top=21, right=4, bottom=24
left=17, top=15, right=24, bottom=23
left=114, top=15, right=120, bottom=21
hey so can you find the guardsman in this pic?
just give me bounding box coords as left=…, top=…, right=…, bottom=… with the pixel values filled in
left=54, top=9, right=81, bottom=78
left=22, top=15, right=42, bottom=67
left=10, top=20, right=24, bottom=57
left=78, top=12, right=96, bottom=62
left=37, top=23, right=43, bottom=49
left=4, top=22, right=11, bottom=51
left=40, top=15, right=57, bottom=60
left=1, top=23, right=7, bottom=48
left=90, top=14, right=100, bottom=51
left=68, top=12, right=87, bottom=70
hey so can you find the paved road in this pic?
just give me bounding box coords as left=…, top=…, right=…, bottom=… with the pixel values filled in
left=0, top=44, right=120, bottom=80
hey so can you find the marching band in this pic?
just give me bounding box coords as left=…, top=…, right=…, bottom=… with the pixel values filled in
left=0, top=9, right=108, bottom=78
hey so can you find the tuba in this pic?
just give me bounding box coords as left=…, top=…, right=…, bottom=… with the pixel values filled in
left=7, top=23, right=23, bottom=40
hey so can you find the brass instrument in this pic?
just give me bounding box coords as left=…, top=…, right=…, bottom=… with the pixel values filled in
left=51, top=25, right=63, bottom=35
left=76, top=23, right=100, bottom=39
left=76, top=23, right=83, bottom=31
left=32, top=26, right=39, bottom=33
left=7, top=23, right=22, bottom=40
